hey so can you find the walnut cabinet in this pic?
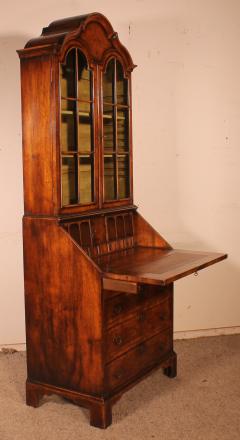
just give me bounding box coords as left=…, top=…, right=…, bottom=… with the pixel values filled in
left=18, top=13, right=227, bottom=428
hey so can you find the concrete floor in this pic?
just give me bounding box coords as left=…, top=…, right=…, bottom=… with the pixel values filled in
left=0, top=335, right=239, bottom=440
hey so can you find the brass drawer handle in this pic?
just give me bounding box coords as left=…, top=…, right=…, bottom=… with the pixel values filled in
left=113, top=303, right=123, bottom=316
left=113, top=335, right=123, bottom=346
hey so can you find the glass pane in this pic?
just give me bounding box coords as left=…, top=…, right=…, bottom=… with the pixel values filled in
left=78, top=51, right=91, bottom=102
left=116, top=60, right=128, bottom=105
left=103, top=104, right=114, bottom=152
left=103, top=59, right=114, bottom=103
left=61, top=107, right=77, bottom=152
left=61, top=97, right=75, bottom=112
left=117, top=109, right=129, bottom=152
left=78, top=103, right=92, bottom=153
left=60, top=49, right=76, bottom=98
left=104, top=155, right=116, bottom=200
left=79, top=100, right=91, bottom=113
left=62, top=156, right=77, bottom=205
left=79, top=155, right=93, bottom=204
left=118, top=155, right=130, bottom=199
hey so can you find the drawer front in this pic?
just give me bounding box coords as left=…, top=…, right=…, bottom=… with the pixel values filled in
left=104, top=284, right=172, bottom=329
left=105, top=297, right=172, bottom=362
left=106, top=328, right=172, bottom=391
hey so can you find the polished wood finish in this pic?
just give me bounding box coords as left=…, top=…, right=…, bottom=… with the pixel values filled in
left=106, top=328, right=172, bottom=391
left=18, top=12, right=227, bottom=429
left=96, top=246, right=227, bottom=286
left=104, top=285, right=171, bottom=327
left=23, top=217, right=103, bottom=394
left=20, top=55, right=57, bottom=215
left=18, top=13, right=135, bottom=216
left=103, top=278, right=138, bottom=294
left=105, top=295, right=171, bottom=362
left=61, top=209, right=135, bottom=257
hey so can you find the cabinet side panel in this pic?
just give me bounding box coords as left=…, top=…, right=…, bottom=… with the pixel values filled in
left=134, top=211, right=172, bottom=249
left=23, top=217, right=103, bottom=395
left=20, top=56, right=56, bottom=215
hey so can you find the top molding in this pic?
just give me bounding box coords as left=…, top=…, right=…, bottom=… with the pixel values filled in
left=17, top=12, right=136, bottom=72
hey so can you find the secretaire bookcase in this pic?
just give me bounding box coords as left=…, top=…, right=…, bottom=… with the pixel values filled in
left=17, top=13, right=227, bottom=428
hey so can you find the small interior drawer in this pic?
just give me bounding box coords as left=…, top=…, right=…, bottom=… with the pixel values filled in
left=106, top=328, right=172, bottom=391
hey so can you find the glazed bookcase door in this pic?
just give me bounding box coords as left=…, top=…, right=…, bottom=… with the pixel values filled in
left=60, top=48, right=98, bottom=211
left=102, top=57, right=133, bottom=207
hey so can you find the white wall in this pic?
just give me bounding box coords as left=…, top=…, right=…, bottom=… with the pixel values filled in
left=0, top=0, right=239, bottom=344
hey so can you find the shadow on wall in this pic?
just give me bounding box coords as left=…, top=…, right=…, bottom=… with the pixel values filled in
left=0, top=35, right=30, bottom=346
left=0, top=35, right=30, bottom=222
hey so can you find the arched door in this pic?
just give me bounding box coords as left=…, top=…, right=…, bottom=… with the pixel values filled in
left=102, top=57, right=132, bottom=206
left=60, top=48, right=97, bottom=208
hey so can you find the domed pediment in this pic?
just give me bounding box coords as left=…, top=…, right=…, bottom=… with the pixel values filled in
left=18, top=12, right=135, bottom=72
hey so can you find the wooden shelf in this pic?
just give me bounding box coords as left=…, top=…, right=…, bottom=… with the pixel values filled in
left=61, top=110, right=91, bottom=117
left=103, top=114, right=125, bottom=120
left=61, top=151, right=93, bottom=156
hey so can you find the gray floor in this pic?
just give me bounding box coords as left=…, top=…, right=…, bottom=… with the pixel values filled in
left=0, top=335, right=239, bottom=440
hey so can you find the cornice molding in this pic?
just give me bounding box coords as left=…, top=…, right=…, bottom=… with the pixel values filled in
left=17, top=12, right=136, bottom=72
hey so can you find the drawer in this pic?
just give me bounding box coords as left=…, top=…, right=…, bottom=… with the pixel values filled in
left=105, top=297, right=172, bottom=362
left=104, top=284, right=172, bottom=329
left=106, top=328, right=172, bottom=391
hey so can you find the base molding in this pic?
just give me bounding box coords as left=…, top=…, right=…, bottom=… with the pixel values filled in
left=25, top=352, right=176, bottom=429
left=0, top=343, right=26, bottom=353
left=174, top=325, right=240, bottom=340
left=26, top=380, right=113, bottom=429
